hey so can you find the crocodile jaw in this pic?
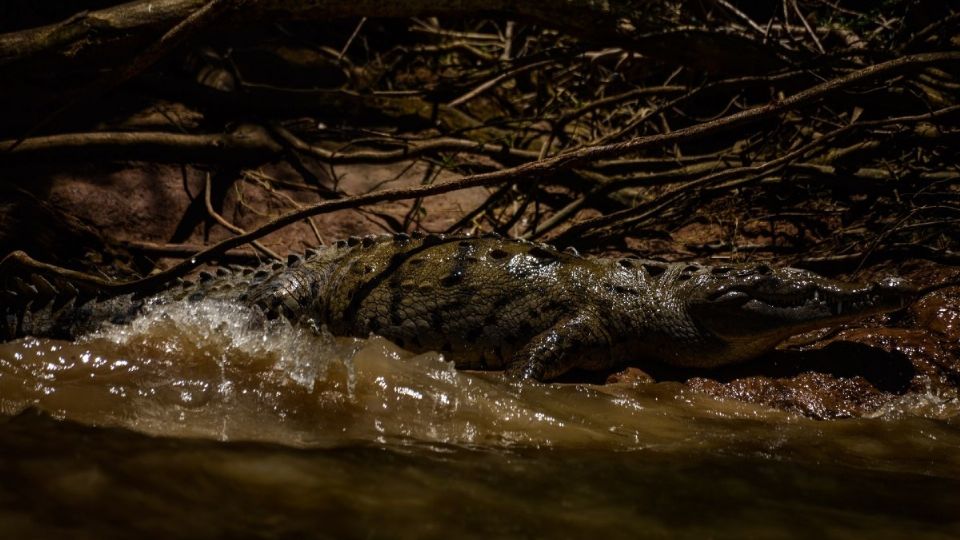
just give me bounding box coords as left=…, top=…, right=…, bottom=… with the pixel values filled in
left=712, top=276, right=912, bottom=321
left=684, top=273, right=916, bottom=365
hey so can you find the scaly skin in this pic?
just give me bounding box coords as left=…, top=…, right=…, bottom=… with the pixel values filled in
left=1, top=234, right=917, bottom=381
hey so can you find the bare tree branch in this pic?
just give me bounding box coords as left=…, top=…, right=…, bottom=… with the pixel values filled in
left=0, top=0, right=782, bottom=73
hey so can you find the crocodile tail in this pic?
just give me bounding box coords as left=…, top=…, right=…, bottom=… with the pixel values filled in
left=0, top=272, right=131, bottom=341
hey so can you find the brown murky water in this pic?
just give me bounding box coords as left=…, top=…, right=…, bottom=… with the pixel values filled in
left=1, top=300, right=958, bottom=538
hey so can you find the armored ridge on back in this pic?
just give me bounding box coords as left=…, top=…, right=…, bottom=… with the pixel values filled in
left=1, top=233, right=917, bottom=381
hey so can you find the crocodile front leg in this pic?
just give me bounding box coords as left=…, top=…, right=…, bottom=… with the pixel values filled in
left=506, top=313, right=614, bottom=381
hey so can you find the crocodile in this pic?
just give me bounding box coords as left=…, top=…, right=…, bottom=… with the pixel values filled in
left=1, top=233, right=917, bottom=381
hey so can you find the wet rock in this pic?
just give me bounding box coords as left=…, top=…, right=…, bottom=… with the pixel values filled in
left=684, top=316, right=959, bottom=419
left=687, top=372, right=889, bottom=419
left=909, top=287, right=960, bottom=381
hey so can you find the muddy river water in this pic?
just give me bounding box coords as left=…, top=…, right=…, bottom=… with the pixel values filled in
left=1, top=300, right=958, bottom=538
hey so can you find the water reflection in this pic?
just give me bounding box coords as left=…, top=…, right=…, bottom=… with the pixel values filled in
left=0, top=412, right=958, bottom=540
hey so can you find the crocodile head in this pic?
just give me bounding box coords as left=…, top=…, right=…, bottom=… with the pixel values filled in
left=680, top=263, right=916, bottom=365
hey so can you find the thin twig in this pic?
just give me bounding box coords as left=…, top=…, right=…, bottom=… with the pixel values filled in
left=119, top=240, right=262, bottom=261
left=448, top=58, right=557, bottom=107
left=338, top=17, right=367, bottom=60
left=713, top=0, right=769, bottom=35
left=204, top=173, right=282, bottom=260
left=791, top=0, right=826, bottom=53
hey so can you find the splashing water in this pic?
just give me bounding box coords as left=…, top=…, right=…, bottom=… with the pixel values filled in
left=0, top=299, right=955, bottom=465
